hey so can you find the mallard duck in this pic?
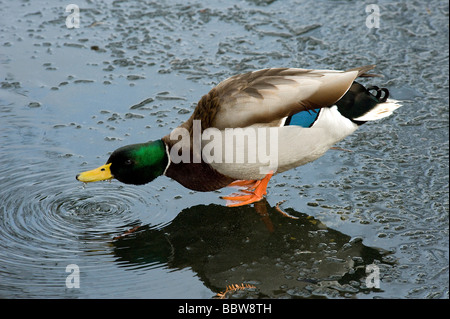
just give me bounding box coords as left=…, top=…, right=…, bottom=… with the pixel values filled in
left=76, top=65, right=401, bottom=207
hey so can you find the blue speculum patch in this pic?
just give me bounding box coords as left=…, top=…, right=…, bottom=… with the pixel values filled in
left=285, top=108, right=320, bottom=127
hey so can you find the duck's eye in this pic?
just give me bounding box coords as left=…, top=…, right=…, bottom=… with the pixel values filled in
left=124, top=159, right=133, bottom=165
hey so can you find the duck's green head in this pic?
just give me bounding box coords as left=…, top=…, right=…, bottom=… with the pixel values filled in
left=76, top=140, right=168, bottom=185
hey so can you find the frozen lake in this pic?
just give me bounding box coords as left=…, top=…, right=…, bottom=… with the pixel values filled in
left=0, top=0, right=448, bottom=298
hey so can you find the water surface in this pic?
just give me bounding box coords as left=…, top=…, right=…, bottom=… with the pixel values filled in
left=0, top=0, right=448, bottom=298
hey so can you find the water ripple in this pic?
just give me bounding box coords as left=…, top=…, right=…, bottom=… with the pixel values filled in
left=0, top=157, right=166, bottom=297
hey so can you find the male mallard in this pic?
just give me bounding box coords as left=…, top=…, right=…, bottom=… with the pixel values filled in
left=76, top=65, right=401, bottom=207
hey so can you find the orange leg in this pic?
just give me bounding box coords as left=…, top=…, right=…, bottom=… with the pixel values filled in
left=227, top=179, right=259, bottom=188
left=222, top=172, right=274, bottom=207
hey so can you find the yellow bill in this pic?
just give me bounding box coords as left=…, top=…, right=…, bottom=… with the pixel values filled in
left=76, top=163, right=113, bottom=183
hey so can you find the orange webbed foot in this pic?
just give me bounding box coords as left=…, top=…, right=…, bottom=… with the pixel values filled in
left=222, top=172, right=273, bottom=207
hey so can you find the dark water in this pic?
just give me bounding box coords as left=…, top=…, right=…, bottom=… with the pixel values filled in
left=0, top=0, right=448, bottom=298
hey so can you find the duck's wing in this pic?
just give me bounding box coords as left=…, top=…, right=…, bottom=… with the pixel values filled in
left=194, top=65, right=377, bottom=130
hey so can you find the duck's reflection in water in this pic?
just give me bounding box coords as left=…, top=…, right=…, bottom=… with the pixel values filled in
left=112, top=200, right=391, bottom=298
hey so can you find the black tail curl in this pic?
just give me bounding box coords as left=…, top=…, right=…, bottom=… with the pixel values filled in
left=335, top=81, right=391, bottom=125
left=366, top=86, right=389, bottom=102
